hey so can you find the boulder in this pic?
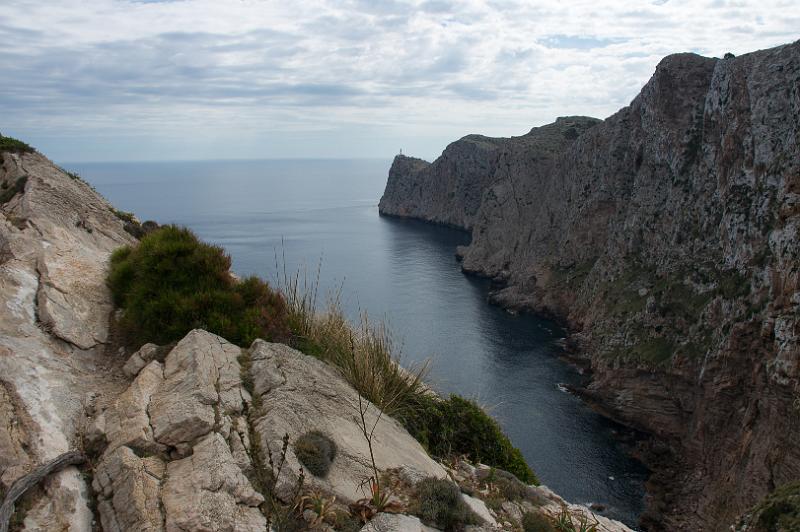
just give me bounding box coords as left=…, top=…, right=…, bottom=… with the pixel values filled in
left=162, top=433, right=265, bottom=531
left=122, top=343, right=160, bottom=378
left=93, top=446, right=166, bottom=532
left=148, top=330, right=245, bottom=450
left=461, top=493, right=496, bottom=526
left=102, top=360, right=165, bottom=455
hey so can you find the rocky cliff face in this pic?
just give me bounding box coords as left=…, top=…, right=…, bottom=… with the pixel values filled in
left=0, top=147, right=631, bottom=530
left=379, top=117, right=602, bottom=230
left=380, top=40, right=800, bottom=530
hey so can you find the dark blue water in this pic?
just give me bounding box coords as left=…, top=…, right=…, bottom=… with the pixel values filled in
left=66, top=158, right=647, bottom=526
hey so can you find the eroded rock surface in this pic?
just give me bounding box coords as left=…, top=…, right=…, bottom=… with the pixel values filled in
left=247, top=340, right=447, bottom=503
left=92, top=330, right=265, bottom=532
left=0, top=149, right=136, bottom=530
left=379, top=40, right=800, bottom=530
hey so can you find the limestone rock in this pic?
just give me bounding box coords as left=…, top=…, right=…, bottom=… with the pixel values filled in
left=93, top=446, right=166, bottom=532
left=461, top=493, right=496, bottom=526
left=162, top=432, right=265, bottom=531
left=122, top=343, right=160, bottom=378
left=92, top=330, right=265, bottom=532
left=360, top=513, right=437, bottom=532
left=248, top=340, right=447, bottom=503
left=148, top=329, right=245, bottom=449
left=103, top=360, right=165, bottom=455
left=0, top=382, right=32, bottom=488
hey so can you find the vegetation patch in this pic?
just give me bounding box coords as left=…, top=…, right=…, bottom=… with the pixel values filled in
left=401, top=394, right=537, bottom=484
left=294, top=430, right=337, bottom=477
left=112, top=208, right=136, bottom=224
left=0, top=134, right=34, bottom=155
left=551, top=258, right=596, bottom=290
left=738, top=481, right=800, bottom=532
left=716, top=268, right=751, bottom=300
left=413, top=477, right=479, bottom=531
left=522, top=510, right=557, bottom=532
left=108, top=225, right=290, bottom=346
left=283, top=273, right=429, bottom=420
left=0, top=176, right=27, bottom=205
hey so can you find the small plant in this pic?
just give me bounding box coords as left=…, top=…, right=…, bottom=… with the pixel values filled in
left=552, top=506, right=599, bottom=532
left=294, top=431, right=337, bottom=478
left=296, top=490, right=338, bottom=527
left=414, top=477, right=479, bottom=531
left=253, top=432, right=307, bottom=531
left=522, top=511, right=557, bottom=532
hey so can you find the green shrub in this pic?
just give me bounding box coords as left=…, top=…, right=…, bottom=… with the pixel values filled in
left=401, top=394, right=537, bottom=484
left=0, top=176, right=27, bottom=204
left=490, top=467, right=528, bottom=500
left=414, top=477, right=479, bottom=531
left=108, top=225, right=290, bottom=346
left=0, top=134, right=34, bottom=155
left=293, top=430, right=337, bottom=477
left=522, top=511, right=557, bottom=532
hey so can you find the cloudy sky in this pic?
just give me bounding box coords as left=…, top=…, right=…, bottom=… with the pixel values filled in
left=1, top=0, right=797, bottom=162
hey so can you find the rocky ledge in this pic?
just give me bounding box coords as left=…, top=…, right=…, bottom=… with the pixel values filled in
left=380, top=40, right=800, bottom=530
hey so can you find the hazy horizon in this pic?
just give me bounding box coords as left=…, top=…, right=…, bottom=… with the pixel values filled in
left=2, top=0, right=797, bottom=162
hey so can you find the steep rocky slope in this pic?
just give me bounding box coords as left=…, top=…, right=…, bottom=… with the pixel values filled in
left=0, top=147, right=631, bottom=530
left=380, top=40, right=800, bottom=530
left=0, top=149, right=136, bottom=529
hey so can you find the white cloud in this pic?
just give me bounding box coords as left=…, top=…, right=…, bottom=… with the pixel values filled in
left=0, top=0, right=796, bottom=161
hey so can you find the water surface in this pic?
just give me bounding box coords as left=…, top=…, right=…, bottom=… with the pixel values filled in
left=67, top=158, right=648, bottom=526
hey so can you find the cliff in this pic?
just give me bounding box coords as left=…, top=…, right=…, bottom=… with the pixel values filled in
left=0, top=145, right=631, bottom=530
left=379, top=40, right=800, bottom=530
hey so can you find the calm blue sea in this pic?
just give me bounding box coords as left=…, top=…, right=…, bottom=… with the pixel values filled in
left=66, top=158, right=648, bottom=526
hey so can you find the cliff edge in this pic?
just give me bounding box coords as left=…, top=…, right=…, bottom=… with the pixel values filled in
left=379, top=40, right=800, bottom=530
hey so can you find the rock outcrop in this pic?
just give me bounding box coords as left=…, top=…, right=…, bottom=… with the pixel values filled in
left=380, top=40, right=800, bottom=530
left=247, top=340, right=447, bottom=503
left=0, top=149, right=135, bottom=529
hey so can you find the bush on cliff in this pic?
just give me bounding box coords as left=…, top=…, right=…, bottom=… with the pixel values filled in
left=522, top=511, right=557, bottom=532
left=0, top=134, right=34, bottom=155
left=108, top=225, right=289, bottom=346
left=738, top=481, right=800, bottom=532
left=414, top=477, right=479, bottom=531
left=401, top=393, right=538, bottom=485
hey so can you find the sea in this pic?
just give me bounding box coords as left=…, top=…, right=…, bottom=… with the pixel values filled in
left=65, top=158, right=648, bottom=527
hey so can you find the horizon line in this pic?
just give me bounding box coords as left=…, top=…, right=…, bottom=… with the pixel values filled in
left=57, top=155, right=398, bottom=165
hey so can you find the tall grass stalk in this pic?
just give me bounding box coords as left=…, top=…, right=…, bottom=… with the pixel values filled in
left=277, top=258, right=429, bottom=418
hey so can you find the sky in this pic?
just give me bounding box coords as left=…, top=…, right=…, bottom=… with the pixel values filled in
left=0, top=0, right=797, bottom=162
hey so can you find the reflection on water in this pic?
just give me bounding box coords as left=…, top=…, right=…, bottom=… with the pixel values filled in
left=69, top=158, right=648, bottom=527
